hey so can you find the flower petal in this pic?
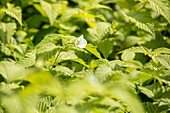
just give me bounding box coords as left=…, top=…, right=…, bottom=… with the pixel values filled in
left=75, top=35, right=87, bottom=48
left=78, top=35, right=84, bottom=40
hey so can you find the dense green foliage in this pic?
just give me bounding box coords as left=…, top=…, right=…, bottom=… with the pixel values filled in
left=0, top=0, right=170, bottom=113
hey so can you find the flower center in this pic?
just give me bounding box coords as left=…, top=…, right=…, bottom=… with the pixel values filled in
left=76, top=40, right=80, bottom=46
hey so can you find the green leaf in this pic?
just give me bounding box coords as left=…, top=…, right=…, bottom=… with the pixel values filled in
left=26, top=15, right=45, bottom=28
left=123, top=60, right=143, bottom=69
left=122, top=12, right=155, bottom=37
left=72, top=71, right=87, bottom=78
left=12, top=45, right=24, bottom=59
left=0, top=23, right=17, bottom=57
left=87, top=22, right=112, bottom=42
left=40, top=1, right=58, bottom=25
left=71, top=58, right=90, bottom=68
left=157, top=98, right=170, bottom=113
left=59, top=8, right=80, bottom=21
left=120, top=47, right=170, bottom=63
left=98, top=97, right=123, bottom=110
left=125, top=36, right=142, bottom=48
left=151, top=47, right=170, bottom=54
left=84, top=4, right=113, bottom=11
left=1, top=94, right=37, bottom=113
left=155, top=54, right=170, bottom=70
left=0, top=22, right=17, bottom=45
left=91, top=59, right=110, bottom=69
left=33, top=4, right=47, bottom=17
left=85, top=43, right=103, bottom=59
left=157, top=75, right=170, bottom=86
left=142, top=31, right=167, bottom=50
left=105, top=83, right=145, bottom=113
left=0, top=45, right=11, bottom=56
left=98, top=39, right=114, bottom=59
left=147, top=0, right=170, bottom=24
left=35, top=43, right=62, bottom=54
left=118, top=46, right=151, bottom=56
left=36, top=96, right=53, bottom=113
left=113, top=60, right=143, bottom=69
left=36, top=34, right=74, bottom=46
left=145, top=82, right=163, bottom=99
left=67, top=46, right=88, bottom=53
left=36, top=48, right=60, bottom=62
left=41, top=1, right=68, bottom=25
left=57, top=51, right=78, bottom=63
left=52, top=65, right=74, bottom=76
left=19, top=52, right=36, bottom=67
left=2, top=3, right=22, bottom=25
left=138, top=86, right=154, bottom=98
left=0, top=82, right=23, bottom=92
left=0, top=61, right=25, bottom=82
left=95, top=64, right=112, bottom=82
left=144, top=61, right=165, bottom=71
left=129, top=72, right=153, bottom=83
left=121, top=51, right=135, bottom=61
left=143, top=102, right=155, bottom=113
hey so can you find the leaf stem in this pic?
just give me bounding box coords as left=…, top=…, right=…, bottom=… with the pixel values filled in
left=8, top=43, right=18, bottom=63
left=154, top=101, right=160, bottom=113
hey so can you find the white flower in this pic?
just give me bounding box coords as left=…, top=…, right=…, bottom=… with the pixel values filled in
left=75, top=35, right=87, bottom=48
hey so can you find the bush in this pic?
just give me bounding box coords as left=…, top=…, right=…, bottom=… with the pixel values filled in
left=0, top=0, right=170, bottom=113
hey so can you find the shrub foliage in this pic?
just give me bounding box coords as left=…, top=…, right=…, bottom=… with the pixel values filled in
left=0, top=0, right=170, bottom=113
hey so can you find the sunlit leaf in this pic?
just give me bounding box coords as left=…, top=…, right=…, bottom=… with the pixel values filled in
left=147, top=0, right=170, bottom=24
left=87, top=22, right=112, bottom=42
left=95, top=64, right=112, bottom=82
left=2, top=3, right=22, bottom=25
left=85, top=43, right=103, bottom=59
left=122, top=12, right=155, bottom=37
left=41, top=1, right=68, bottom=25
left=71, top=58, right=90, bottom=68
left=155, top=54, right=170, bottom=70
left=121, top=51, right=135, bottom=61
left=19, top=52, right=36, bottom=67
left=0, top=61, right=25, bottom=82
